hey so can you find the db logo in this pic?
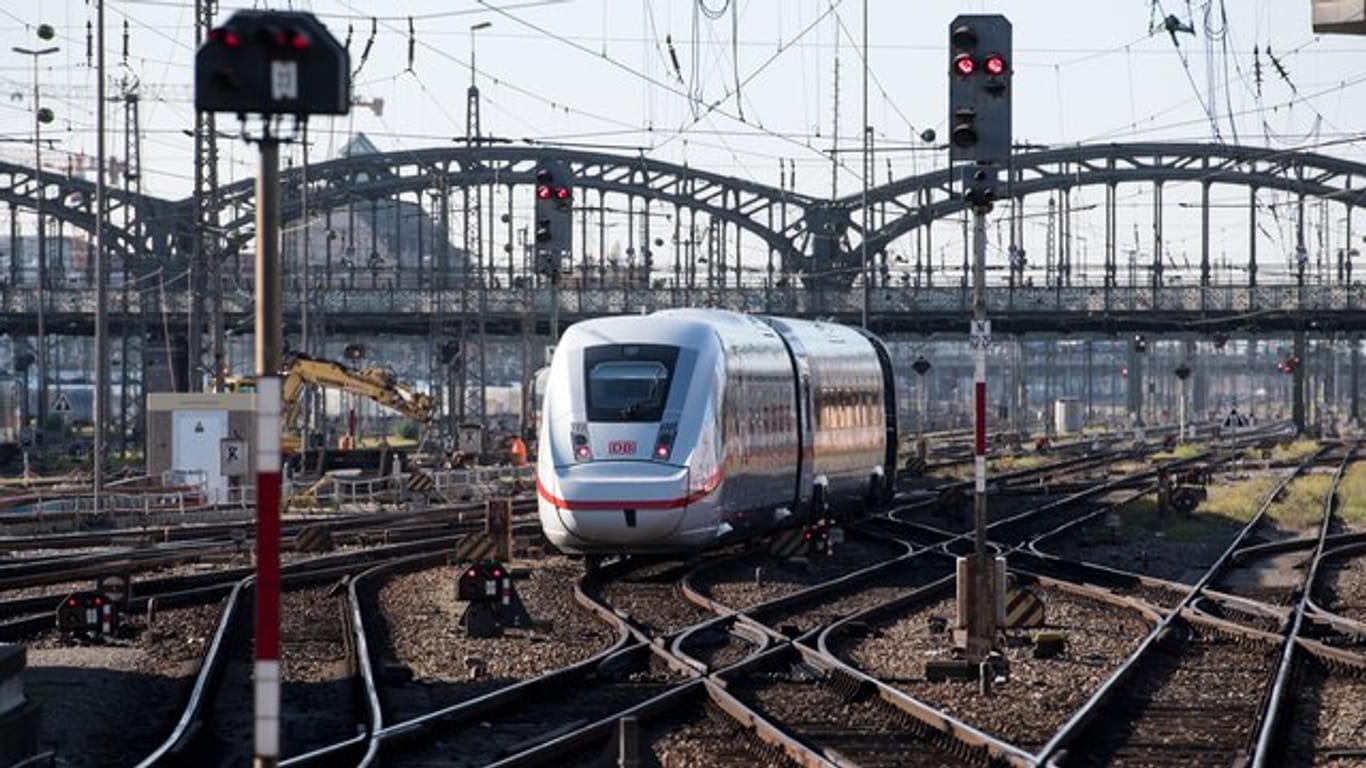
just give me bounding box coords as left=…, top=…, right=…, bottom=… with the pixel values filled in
left=608, top=441, right=637, bottom=456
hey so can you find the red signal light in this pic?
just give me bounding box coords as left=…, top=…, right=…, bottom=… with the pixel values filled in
left=210, top=27, right=241, bottom=48
left=490, top=568, right=503, bottom=579
left=466, top=568, right=478, bottom=579
left=93, top=596, right=103, bottom=606
left=287, top=29, right=310, bottom=50
left=953, top=53, right=975, bottom=77
left=554, top=187, right=570, bottom=200
left=984, top=54, right=1007, bottom=76
left=66, top=597, right=78, bottom=607
left=654, top=444, right=670, bottom=459
left=574, top=444, right=592, bottom=461
left=536, top=185, right=552, bottom=200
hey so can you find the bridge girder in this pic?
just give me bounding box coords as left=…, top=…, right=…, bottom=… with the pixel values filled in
left=5, top=142, right=1366, bottom=288
left=205, top=147, right=817, bottom=272
left=0, top=161, right=178, bottom=266
left=853, top=143, right=1366, bottom=257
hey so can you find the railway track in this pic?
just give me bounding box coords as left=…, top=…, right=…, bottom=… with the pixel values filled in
left=131, top=527, right=528, bottom=767
left=67, top=435, right=1309, bottom=766
left=0, top=501, right=537, bottom=641
left=1037, top=443, right=1355, bottom=766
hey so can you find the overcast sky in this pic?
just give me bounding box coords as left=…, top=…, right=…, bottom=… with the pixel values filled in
left=2, top=1, right=1363, bottom=278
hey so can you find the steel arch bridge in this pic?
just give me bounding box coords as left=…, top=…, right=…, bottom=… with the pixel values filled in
left=4, top=140, right=1365, bottom=437
left=5, top=141, right=1366, bottom=287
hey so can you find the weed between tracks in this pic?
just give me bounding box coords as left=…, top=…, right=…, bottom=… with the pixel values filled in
left=1150, top=443, right=1205, bottom=461
left=990, top=454, right=1049, bottom=473
left=1107, top=493, right=1242, bottom=545
left=1334, top=460, right=1366, bottom=526
left=1269, top=473, right=1335, bottom=530
left=1199, top=474, right=1281, bottom=523
left=1236, top=438, right=1318, bottom=464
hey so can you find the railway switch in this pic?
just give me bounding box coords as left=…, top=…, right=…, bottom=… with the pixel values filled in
left=55, top=592, right=120, bottom=639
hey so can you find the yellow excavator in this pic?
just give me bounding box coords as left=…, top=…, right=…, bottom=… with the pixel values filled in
left=224, top=352, right=436, bottom=453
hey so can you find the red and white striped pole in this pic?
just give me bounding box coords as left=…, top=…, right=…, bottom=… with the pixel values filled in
left=254, top=375, right=282, bottom=766
left=969, top=201, right=997, bottom=660
left=253, top=131, right=283, bottom=768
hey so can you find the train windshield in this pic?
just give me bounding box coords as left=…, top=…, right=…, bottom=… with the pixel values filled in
left=584, top=344, right=679, bottom=422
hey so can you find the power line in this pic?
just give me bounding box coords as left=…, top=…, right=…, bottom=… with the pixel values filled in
left=333, top=0, right=642, bottom=134
left=474, top=0, right=853, bottom=172
left=115, top=0, right=574, bottom=23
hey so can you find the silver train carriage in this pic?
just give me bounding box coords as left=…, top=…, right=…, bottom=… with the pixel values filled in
left=536, top=308, right=897, bottom=556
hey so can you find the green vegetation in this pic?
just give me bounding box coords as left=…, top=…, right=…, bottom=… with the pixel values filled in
left=1109, top=493, right=1228, bottom=543
left=1251, top=437, right=1322, bottom=459
left=1270, top=439, right=1320, bottom=463
left=1151, top=443, right=1205, bottom=462
left=1267, top=473, right=1334, bottom=530
left=926, top=464, right=970, bottom=480
left=1334, top=460, right=1366, bottom=525
left=1117, top=493, right=1159, bottom=518
left=990, top=454, right=1048, bottom=473
left=1199, top=474, right=1281, bottom=523
left=1108, top=460, right=1146, bottom=475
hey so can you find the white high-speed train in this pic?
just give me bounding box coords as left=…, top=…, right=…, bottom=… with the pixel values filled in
left=536, top=308, right=897, bottom=558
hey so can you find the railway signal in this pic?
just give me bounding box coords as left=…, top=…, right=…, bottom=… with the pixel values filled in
left=456, top=559, right=533, bottom=637
left=55, top=592, right=119, bottom=639
left=948, top=13, right=1012, bottom=199
left=946, top=15, right=1011, bottom=163
left=950, top=13, right=1013, bottom=670
left=195, top=12, right=350, bottom=768
left=195, top=10, right=349, bottom=116
left=533, top=163, right=573, bottom=276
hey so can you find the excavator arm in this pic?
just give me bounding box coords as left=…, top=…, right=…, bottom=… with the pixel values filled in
left=278, top=354, right=436, bottom=428
left=225, top=354, right=435, bottom=449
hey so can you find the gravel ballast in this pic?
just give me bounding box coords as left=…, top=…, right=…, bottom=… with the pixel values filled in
left=846, top=585, right=1151, bottom=750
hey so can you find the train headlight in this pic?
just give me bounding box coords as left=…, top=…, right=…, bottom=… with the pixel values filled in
left=572, top=427, right=592, bottom=461
left=653, top=422, right=678, bottom=461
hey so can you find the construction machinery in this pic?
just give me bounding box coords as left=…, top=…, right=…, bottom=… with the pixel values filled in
left=224, top=352, right=436, bottom=454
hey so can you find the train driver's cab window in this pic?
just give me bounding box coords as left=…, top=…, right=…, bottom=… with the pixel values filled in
left=584, top=344, right=679, bottom=422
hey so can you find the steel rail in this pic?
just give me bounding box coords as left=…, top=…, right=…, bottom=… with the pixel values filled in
left=1033, top=443, right=1335, bottom=765
left=1250, top=445, right=1356, bottom=766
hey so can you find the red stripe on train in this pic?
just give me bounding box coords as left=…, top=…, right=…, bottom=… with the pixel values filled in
left=537, top=468, right=723, bottom=511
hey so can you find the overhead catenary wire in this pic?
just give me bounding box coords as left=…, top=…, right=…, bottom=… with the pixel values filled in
left=1153, top=0, right=1222, bottom=142
left=17, top=0, right=1366, bottom=212
left=334, top=0, right=644, bottom=135
left=473, top=0, right=851, bottom=172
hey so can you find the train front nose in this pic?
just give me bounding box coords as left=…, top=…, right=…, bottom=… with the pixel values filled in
left=539, top=461, right=691, bottom=546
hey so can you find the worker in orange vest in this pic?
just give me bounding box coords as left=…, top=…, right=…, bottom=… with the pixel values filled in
left=508, top=435, right=528, bottom=466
